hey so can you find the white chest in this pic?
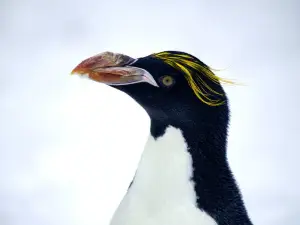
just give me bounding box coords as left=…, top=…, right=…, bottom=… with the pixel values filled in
left=109, top=126, right=216, bottom=225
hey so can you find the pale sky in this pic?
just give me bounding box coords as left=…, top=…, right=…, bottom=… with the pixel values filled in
left=1, top=0, right=300, bottom=224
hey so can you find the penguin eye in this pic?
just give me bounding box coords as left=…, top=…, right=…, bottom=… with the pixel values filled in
left=160, top=75, right=175, bottom=87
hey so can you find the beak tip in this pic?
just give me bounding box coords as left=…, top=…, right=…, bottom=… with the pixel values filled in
left=70, top=69, right=77, bottom=75
left=70, top=66, right=84, bottom=76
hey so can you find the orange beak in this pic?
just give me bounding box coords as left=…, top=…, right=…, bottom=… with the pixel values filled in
left=71, top=51, right=158, bottom=86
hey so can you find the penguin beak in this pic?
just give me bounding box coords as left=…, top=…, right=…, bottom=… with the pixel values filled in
left=71, top=51, right=158, bottom=87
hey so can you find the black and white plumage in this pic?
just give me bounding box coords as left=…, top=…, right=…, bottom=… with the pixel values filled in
left=72, top=51, right=253, bottom=225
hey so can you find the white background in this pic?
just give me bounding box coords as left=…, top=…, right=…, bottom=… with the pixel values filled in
left=1, top=0, right=299, bottom=224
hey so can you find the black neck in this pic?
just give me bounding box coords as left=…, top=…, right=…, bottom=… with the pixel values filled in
left=150, top=115, right=253, bottom=225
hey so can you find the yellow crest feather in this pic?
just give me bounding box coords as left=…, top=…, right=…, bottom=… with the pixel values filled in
left=153, top=51, right=235, bottom=106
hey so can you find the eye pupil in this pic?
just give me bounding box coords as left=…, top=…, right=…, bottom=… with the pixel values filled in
left=161, top=75, right=174, bottom=87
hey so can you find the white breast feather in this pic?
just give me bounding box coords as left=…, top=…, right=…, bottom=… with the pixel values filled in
left=109, top=126, right=217, bottom=225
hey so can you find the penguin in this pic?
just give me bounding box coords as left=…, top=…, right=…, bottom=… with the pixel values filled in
left=71, top=51, right=253, bottom=225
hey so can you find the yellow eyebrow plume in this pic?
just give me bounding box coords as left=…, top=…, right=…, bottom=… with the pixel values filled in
left=153, top=51, right=235, bottom=106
